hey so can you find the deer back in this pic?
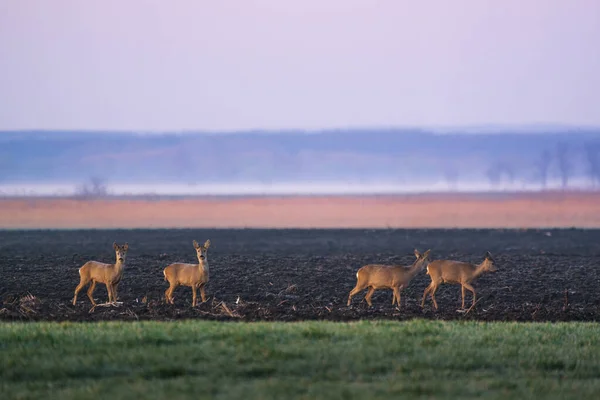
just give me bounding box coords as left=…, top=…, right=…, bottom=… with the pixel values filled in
left=81, top=261, right=122, bottom=284
left=165, top=263, right=207, bottom=286
left=427, top=260, right=476, bottom=283
left=357, top=264, right=407, bottom=288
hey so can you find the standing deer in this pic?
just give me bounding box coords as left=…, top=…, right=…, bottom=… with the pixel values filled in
left=347, top=249, right=431, bottom=307
left=421, top=251, right=497, bottom=310
left=164, top=239, right=211, bottom=307
left=72, top=242, right=129, bottom=306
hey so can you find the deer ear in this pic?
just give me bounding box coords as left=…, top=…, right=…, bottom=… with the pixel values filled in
left=113, top=242, right=118, bottom=250
left=193, top=240, right=200, bottom=249
left=423, top=249, right=431, bottom=258
left=414, top=249, right=420, bottom=258
left=204, top=239, right=211, bottom=249
left=123, top=243, right=129, bottom=251
left=485, top=251, right=493, bottom=259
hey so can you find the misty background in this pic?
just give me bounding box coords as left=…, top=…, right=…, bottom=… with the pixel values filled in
left=1, top=127, right=600, bottom=196
left=1, top=2, right=600, bottom=196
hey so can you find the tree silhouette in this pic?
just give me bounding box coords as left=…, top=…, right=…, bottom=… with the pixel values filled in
left=76, top=176, right=108, bottom=198
left=536, top=150, right=552, bottom=189
left=585, top=142, right=600, bottom=188
left=444, top=166, right=459, bottom=190
left=486, top=162, right=515, bottom=187
left=555, top=142, right=572, bottom=189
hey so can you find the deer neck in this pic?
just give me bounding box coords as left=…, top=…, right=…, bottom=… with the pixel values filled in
left=406, top=259, right=425, bottom=279
left=198, top=259, right=208, bottom=272
left=472, top=260, right=490, bottom=279
left=114, top=259, right=125, bottom=272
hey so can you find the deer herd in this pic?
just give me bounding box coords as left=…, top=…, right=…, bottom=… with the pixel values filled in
left=72, top=240, right=498, bottom=311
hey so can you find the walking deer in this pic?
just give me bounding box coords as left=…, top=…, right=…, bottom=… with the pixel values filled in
left=72, top=242, right=129, bottom=306
left=347, top=249, right=431, bottom=307
left=164, top=239, right=211, bottom=306
left=421, top=251, right=497, bottom=310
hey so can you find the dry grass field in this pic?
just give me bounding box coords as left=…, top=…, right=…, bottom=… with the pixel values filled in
left=1, top=192, right=599, bottom=229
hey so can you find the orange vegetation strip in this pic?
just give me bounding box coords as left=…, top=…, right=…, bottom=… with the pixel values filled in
left=1, top=193, right=599, bottom=229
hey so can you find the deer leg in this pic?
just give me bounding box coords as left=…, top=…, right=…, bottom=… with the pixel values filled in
left=108, top=284, right=116, bottom=303
left=364, top=287, right=375, bottom=307
left=192, top=285, right=198, bottom=307
left=169, top=287, right=176, bottom=304
left=200, top=283, right=207, bottom=303
left=86, top=281, right=97, bottom=306
left=73, top=278, right=89, bottom=305
left=463, top=283, right=477, bottom=306
left=461, top=285, right=466, bottom=309
left=164, top=282, right=172, bottom=304
left=393, top=287, right=402, bottom=308
left=106, top=283, right=114, bottom=303
left=430, top=285, right=439, bottom=310
left=112, top=283, right=119, bottom=302
left=170, top=284, right=178, bottom=304
left=347, top=283, right=367, bottom=306
left=421, top=284, right=432, bottom=307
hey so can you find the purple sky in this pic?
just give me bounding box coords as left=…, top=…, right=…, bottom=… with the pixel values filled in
left=1, top=0, right=599, bottom=131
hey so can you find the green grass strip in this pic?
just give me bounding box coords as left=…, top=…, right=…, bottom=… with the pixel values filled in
left=1, top=320, right=600, bottom=399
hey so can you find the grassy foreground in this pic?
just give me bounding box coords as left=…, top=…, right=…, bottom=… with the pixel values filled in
left=1, top=320, right=600, bottom=399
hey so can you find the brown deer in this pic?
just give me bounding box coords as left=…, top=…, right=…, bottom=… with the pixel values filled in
left=72, top=242, right=129, bottom=306
left=347, top=249, right=431, bottom=307
left=421, top=251, right=497, bottom=310
left=164, top=239, right=211, bottom=306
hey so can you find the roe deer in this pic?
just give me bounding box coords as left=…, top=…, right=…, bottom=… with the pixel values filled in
left=347, top=249, right=431, bottom=307
left=72, top=242, right=129, bottom=306
left=164, top=239, right=211, bottom=306
left=421, top=251, right=497, bottom=310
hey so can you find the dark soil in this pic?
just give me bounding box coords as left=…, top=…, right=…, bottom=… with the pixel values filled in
left=1, top=228, right=600, bottom=322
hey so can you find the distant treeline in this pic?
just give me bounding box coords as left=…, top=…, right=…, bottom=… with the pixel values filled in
left=1, top=128, right=600, bottom=188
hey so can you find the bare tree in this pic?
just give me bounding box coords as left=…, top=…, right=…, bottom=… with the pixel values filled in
left=504, top=164, right=515, bottom=184
left=536, top=150, right=552, bottom=189
left=486, top=162, right=515, bottom=187
left=444, top=166, right=459, bottom=190
left=76, top=176, right=108, bottom=198
left=585, top=142, right=600, bottom=188
left=555, top=142, right=572, bottom=189
left=486, top=166, right=501, bottom=186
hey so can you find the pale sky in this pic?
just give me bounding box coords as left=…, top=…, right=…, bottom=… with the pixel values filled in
left=1, top=0, right=599, bottom=131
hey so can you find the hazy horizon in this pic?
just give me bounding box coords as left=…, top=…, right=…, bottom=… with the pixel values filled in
left=1, top=1, right=599, bottom=131
left=2, top=129, right=600, bottom=196
left=0, top=178, right=596, bottom=198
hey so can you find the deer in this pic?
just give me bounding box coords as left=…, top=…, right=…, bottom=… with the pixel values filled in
left=421, top=251, right=497, bottom=310
left=347, top=249, right=431, bottom=307
left=72, top=242, right=129, bottom=306
left=164, top=239, right=211, bottom=307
